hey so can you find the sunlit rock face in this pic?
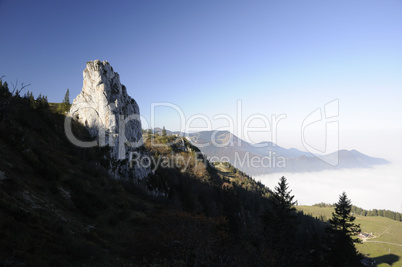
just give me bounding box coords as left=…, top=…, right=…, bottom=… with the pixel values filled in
left=69, top=60, right=149, bottom=179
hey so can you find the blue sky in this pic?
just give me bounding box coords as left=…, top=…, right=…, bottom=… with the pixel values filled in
left=1, top=0, right=401, bottom=156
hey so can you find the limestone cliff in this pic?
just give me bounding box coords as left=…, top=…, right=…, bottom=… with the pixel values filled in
left=69, top=60, right=149, bottom=179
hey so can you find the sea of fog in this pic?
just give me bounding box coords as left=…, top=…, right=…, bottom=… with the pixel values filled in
left=256, top=161, right=402, bottom=213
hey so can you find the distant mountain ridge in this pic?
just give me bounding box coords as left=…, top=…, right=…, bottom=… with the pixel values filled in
left=151, top=129, right=389, bottom=176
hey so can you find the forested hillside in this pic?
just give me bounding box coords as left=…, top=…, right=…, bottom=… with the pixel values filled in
left=0, top=81, right=361, bottom=265
left=313, top=202, right=402, bottom=222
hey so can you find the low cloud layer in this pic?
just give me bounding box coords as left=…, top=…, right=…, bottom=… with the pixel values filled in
left=257, top=160, right=402, bottom=213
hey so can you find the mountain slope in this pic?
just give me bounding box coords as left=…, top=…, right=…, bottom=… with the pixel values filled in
left=0, top=93, right=284, bottom=265
left=0, top=90, right=338, bottom=266
left=183, top=130, right=389, bottom=175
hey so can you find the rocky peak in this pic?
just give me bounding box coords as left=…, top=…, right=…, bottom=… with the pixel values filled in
left=69, top=60, right=149, bottom=179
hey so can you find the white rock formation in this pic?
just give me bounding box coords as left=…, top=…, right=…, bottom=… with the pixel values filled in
left=69, top=60, right=149, bottom=179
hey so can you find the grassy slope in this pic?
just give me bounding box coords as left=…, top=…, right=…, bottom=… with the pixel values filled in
left=298, top=206, right=402, bottom=267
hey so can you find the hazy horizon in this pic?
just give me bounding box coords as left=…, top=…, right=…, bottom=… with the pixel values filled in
left=257, top=158, right=402, bottom=213
left=150, top=126, right=401, bottom=164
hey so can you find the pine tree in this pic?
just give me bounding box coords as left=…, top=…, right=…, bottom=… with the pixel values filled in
left=61, top=88, right=71, bottom=113
left=64, top=88, right=70, bottom=105
left=377, top=210, right=383, bottom=217
left=372, top=209, right=378, bottom=216
left=266, top=176, right=297, bottom=227
left=28, top=91, right=35, bottom=108
left=41, top=95, right=49, bottom=109
left=273, top=177, right=296, bottom=211
left=325, top=192, right=361, bottom=266
left=0, top=80, right=11, bottom=99
left=261, top=176, right=298, bottom=265
left=162, top=126, right=167, bottom=137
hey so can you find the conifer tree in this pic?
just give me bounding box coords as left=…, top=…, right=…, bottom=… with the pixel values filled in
left=325, top=192, right=361, bottom=266
left=274, top=177, right=296, bottom=210
left=64, top=88, right=70, bottom=105
left=0, top=80, right=11, bottom=99
left=261, top=176, right=298, bottom=265
left=267, top=176, right=297, bottom=227
left=162, top=126, right=167, bottom=137
left=61, top=88, right=71, bottom=113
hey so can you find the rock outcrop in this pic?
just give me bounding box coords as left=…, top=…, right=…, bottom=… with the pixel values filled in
left=69, top=60, right=149, bottom=179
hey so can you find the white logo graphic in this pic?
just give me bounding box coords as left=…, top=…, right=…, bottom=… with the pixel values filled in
left=301, top=99, right=339, bottom=166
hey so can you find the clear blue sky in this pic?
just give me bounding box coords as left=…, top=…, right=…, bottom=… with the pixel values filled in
left=1, top=0, right=401, bottom=156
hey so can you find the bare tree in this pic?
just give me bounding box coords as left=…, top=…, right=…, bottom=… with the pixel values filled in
left=10, top=79, right=30, bottom=96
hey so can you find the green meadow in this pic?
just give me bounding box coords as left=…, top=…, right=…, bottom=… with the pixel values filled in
left=298, top=206, right=402, bottom=267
